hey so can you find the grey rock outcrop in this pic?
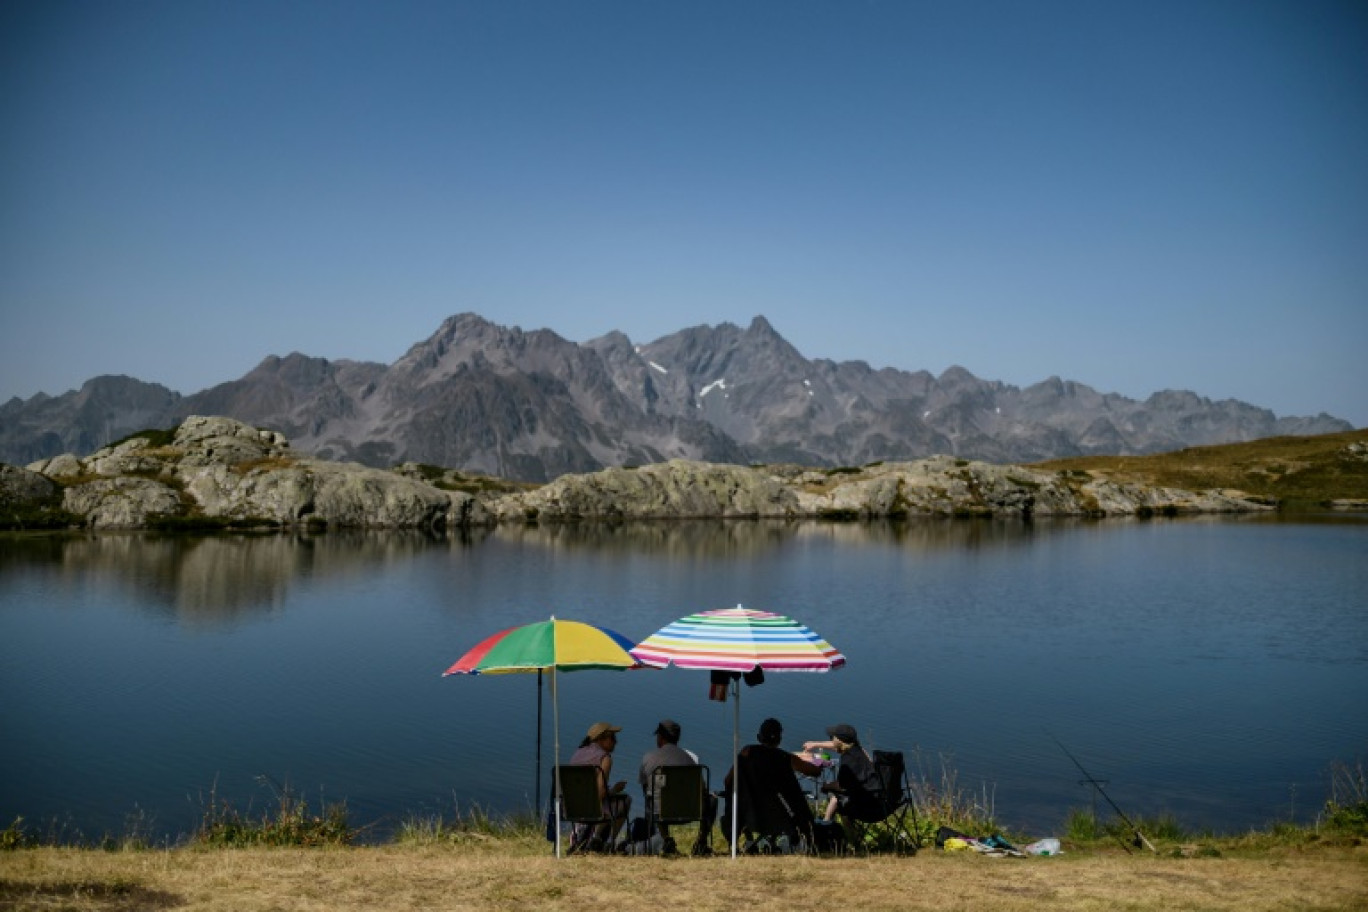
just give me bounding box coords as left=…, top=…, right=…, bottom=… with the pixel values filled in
left=489, top=456, right=1273, bottom=521
left=1, top=463, right=57, bottom=508
left=8, top=414, right=1276, bottom=530
left=488, top=460, right=799, bottom=522
left=21, top=416, right=485, bottom=530
left=62, top=476, right=183, bottom=529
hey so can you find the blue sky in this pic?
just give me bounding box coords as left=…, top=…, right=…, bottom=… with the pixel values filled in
left=3, top=0, right=1365, bottom=427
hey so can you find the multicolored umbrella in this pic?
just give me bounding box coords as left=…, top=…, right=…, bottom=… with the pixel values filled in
left=444, top=617, right=638, bottom=675
left=443, top=616, right=639, bottom=857
left=631, top=605, right=845, bottom=856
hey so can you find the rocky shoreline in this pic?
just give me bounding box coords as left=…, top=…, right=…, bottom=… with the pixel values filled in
left=2, top=416, right=1276, bottom=531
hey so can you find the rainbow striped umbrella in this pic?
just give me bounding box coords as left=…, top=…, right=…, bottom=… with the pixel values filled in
left=631, top=605, right=846, bottom=673
left=631, top=605, right=845, bottom=856
left=443, top=616, right=639, bottom=857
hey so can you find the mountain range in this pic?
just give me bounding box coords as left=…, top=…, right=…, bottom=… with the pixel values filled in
left=0, top=313, right=1352, bottom=482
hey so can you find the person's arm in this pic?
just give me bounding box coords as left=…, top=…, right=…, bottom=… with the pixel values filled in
left=802, top=739, right=838, bottom=753
left=596, top=755, right=611, bottom=801
left=602, top=755, right=625, bottom=794
left=790, top=753, right=822, bottom=777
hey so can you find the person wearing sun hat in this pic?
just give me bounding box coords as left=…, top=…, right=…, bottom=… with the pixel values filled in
left=803, top=723, right=883, bottom=823
left=569, top=721, right=630, bottom=850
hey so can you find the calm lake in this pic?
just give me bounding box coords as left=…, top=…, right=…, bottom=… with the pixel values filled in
left=2, top=515, right=1365, bottom=844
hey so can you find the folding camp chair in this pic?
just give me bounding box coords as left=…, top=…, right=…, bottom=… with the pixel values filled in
left=645, top=764, right=713, bottom=855
left=554, top=764, right=627, bottom=855
left=841, top=750, right=921, bottom=855
left=724, top=749, right=819, bottom=855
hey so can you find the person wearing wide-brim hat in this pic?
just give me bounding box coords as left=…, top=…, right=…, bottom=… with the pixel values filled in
left=569, top=721, right=631, bottom=850
left=802, top=723, right=882, bottom=823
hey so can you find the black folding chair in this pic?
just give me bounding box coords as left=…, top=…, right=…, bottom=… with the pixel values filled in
left=645, top=764, right=713, bottom=855
left=554, top=764, right=627, bottom=855
left=842, top=750, right=921, bottom=855
left=724, top=749, right=818, bottom=855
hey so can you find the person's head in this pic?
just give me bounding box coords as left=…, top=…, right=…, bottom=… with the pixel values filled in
left=654, top=719, right=681, bottom=745
left=826, top=723, right=859, bottom=751
left=757, top=717, right=783, bottom=747
left=586, top=721, right=622, bottom=751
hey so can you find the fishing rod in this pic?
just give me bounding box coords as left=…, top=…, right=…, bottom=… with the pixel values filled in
left=1047, top=731, right=1156, bottom=854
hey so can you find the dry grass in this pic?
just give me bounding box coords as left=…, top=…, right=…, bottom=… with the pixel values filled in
left=1031, top=429, right=1368, bottom=505
left=2, top=842, right=1366, bottom=912
left=229, top=456, right=298, bottom=475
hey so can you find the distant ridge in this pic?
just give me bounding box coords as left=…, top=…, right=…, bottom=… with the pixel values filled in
left=0, top=313, right=1352, bottom=482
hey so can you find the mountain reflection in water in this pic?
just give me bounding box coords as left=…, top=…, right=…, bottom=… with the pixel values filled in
left=3, top=520, right=1064, bottom=626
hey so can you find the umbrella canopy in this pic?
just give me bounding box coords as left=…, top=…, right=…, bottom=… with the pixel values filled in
left=631, top=605, right=845, bottom=856
left=444, top=618, right=638, bottom=675
left=631, top=605, right=846, bottom=673
left=443, top=616, right=638, bottom=857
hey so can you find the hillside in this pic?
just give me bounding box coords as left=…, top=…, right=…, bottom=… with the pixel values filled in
left=1032, top=429, right=1368, bottom=507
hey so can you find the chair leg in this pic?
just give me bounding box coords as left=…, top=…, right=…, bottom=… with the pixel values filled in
left=565, top=829, right=586, bottom=856
left=848, top=820, right=869, bottom=856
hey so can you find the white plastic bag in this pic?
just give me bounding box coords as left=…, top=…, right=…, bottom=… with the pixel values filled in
left=1024, top=837, right=1061, bottom=856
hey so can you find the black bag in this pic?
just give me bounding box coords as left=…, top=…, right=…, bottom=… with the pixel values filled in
left=627, top=816, right=650, bottom=843
left=935, top=825, right=969, bottom=848
left=812, top=822, right=847, bottom=853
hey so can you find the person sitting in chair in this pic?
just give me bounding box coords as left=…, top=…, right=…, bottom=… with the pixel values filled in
left=638, top=718, right=716, bottom=855
left=569, top=721, right=631, bottom=851
left=802, top=723, right=885, bottom=824
left=723, top=718, right=823, bottom=851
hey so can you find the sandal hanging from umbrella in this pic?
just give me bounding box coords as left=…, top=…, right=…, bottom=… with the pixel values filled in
left=631, top=604, right=845, bottom=857
left=443, top=616, right=639, bottom=857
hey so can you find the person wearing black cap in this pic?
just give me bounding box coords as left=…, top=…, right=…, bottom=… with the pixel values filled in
left=639, top=719, right=714, bottom=854
left=803, top=723, right=883, bottom=823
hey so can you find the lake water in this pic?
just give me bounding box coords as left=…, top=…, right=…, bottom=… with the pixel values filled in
left=2, top=515, right=1365, bottom=844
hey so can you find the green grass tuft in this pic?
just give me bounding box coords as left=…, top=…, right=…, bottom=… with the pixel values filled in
left=394, top=802, right=541, bottom=846
left=193, top=781, right=353, bottom=847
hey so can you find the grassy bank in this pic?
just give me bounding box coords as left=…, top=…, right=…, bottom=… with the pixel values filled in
left=5, top=775, right=1368, bottom=912
left=5, top=757, right=1366, bottom=910
left=1031, top=429, right=1368, bottom=508
left=3, top=837, right=1366, bottom=912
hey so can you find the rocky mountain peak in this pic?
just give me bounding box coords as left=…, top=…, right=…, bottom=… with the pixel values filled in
left=937, top=365, right=981, bottom=387
left=0, top=314, right=1354, bottom=481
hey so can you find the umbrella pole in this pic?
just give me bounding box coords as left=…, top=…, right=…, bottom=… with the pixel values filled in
left=536, top=670, right=543, bottom=815
left=731, top=679, right=740, bottom=859
left=552, top=666, right=562, bottom=859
